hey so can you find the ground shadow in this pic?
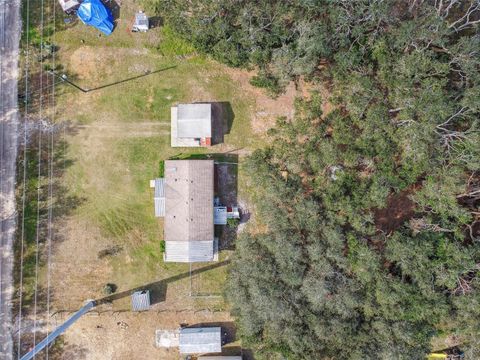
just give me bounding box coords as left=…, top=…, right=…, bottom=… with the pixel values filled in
left=96, top=260, right=230, bottom=306
left=148, top=16, right=163, bottom=28
left=214, top=156, right=239, bottom=250
left=211, top=102, right=235, bottom=145
left=104, top=0, right=120, bottom=22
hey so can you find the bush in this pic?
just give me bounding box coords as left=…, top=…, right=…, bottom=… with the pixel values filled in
left=227, top=218, right=240, bottom=227
left=103, top=283, right=117, bottom=295
left=159, top=160, right=165, bottom=177
left=249, top=71, right=283, bottom=97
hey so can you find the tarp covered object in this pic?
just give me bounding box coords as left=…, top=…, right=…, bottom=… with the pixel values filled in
left=77, top=0, right=114, bottom=35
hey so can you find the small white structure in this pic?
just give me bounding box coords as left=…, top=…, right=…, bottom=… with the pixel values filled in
left=156, top=329, right=180, bottom=348
left=132, top=11, right=149, bottom=32
left=179, top=327, right=222, bottom=354
left=57, top=0, right=80, bottom=13
left=171, top=103, right=212, bottom=147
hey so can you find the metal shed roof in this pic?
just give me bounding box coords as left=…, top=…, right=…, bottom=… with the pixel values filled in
left=154, top=178, right=165, bottom=217
left=214, top=206, right=227, bottom=225
left=179, top=327, right=222, bottom=354
left=164, top=241, right=214, bottom=262
left=176, top=104, right=212, bottom=138
left=131, top=290, right=150, bottom=311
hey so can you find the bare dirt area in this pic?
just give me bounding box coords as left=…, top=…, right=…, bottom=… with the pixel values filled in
left=224, top=68, right=296, bottom=135
left=54, top=309, right=235, bottom=360
left=223, top=68, right=334, bottom=136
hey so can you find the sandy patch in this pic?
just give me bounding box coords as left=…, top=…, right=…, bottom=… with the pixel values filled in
left=224, top=68, right=333, bottom=135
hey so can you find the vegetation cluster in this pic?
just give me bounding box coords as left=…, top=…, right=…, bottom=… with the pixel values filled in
left=148, top=0, right=480, bottom=358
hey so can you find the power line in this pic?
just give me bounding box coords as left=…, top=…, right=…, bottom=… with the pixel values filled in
left=45, top=0, right=56, bottom=357
left=16, top=0, right=31, bottom=355
left=32, top=0, right=45, bottom=355
left=0, top=0, right=6, bottom=323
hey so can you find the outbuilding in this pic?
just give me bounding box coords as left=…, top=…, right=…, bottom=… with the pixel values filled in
left=57, top=0, right=81, bottom=13
left=179, top=327, right=222, bottom=354
left=171, top=103, right=212, bottom=147
left=132, top=11, right=149, bottom=32
left=131, top=290, right=151, bottom=311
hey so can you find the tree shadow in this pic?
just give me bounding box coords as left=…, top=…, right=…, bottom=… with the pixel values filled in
left=12, top=123, right=85, bottom=316
left=96, top=260, right=230, bottom=306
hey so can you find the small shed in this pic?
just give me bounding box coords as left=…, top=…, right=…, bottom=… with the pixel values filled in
left=132, top=11, right=149, bottom=32
left=214, top=206, right=227, bottom=225
left=131, top=290, right=150, bottom=311
left=171, top=104, right=212, bottom=147
left=57, top=0, right=80, bottom=13
left=179, top=327, right=222, bottom=354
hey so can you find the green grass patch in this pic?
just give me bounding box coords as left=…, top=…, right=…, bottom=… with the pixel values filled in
left=157, top=24, right=197, bottom=57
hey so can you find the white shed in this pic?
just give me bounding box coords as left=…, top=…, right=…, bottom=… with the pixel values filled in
left=57, top=0, right=80, bottom=13
left=179, top=327, right=222, bottom=354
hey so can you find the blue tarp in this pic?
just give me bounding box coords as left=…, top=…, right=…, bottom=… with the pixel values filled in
left=77, top=0, right=114, bottom=36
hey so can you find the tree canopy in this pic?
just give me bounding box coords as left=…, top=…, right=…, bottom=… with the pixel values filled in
left=147, top=0, right=480, bottom=358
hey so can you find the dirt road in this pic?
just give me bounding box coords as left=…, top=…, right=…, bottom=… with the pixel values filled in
left=0, top=1, right=20, bottom=359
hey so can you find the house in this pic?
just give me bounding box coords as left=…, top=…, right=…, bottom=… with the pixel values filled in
left=153, top=160, right=216, bottom=262
left=171, top=103, right=212, bottom=147
left=179, top=327, right=222, bottom=354
left=57, top=0, right=81, bottom=13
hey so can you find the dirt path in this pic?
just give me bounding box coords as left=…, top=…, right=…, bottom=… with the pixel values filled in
left=0, top=1, right=21, bottom=359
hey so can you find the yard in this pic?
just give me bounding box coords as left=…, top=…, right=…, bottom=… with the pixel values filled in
left=16, top=1, right=299, bottom=358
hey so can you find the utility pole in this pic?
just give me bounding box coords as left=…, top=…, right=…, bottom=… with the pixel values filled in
left=48, top=71, right=89, bottom=92
left=20, top=300, right=96, bottom=360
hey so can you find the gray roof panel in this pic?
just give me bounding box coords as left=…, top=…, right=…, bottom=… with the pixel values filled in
left=176, top=104, right=212, bottom=138
left=154, top=178, right=165, bottom=217
left=164, top=241, right=214, bottom=262
left=131, top=290, right=151, bottom=311
left=179, top=327, right=222, bottom=354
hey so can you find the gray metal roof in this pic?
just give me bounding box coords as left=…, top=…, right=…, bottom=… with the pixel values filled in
left=164, top=241, right=214, bottom=262
left=176, top=104, right=212, bottom=138
left=131, top=290, right=150, bottom=311
left=154, top=178, right=166, bottom=217
left=214, top=206, right=227, bottom=225
left=179, top=327, right=222, bottom=354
